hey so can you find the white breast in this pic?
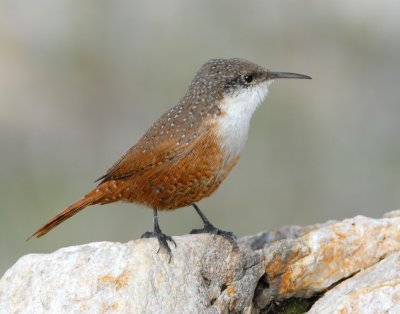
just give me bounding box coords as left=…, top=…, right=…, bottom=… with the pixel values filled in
left=216, top=81, right=270, bottom=157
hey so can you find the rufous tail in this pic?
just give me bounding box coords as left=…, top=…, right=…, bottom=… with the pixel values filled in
left=27, top=180, right=124, bottom=240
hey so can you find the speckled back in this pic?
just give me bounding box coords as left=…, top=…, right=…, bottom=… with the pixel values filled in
left=98, top=58, right=265, bottom=183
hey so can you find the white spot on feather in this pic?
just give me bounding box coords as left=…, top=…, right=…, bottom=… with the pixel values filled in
left=217, top=81, right=270, bottom=157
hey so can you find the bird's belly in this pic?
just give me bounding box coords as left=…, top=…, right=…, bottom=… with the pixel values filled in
left=124, top=135, right=239, bottom=210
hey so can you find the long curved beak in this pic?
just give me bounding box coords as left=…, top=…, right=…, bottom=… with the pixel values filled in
left=268, top=71, right=312, bottom=80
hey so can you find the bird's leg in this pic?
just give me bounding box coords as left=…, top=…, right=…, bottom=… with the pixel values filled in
left=190, top=203, right=237, bottom=245
left=141, top=208, right=176, bottom=262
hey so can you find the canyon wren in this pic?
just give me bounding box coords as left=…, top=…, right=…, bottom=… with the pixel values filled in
left=28, top=58, right=311, bottom=258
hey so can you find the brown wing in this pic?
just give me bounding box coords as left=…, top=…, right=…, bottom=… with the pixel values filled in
left=97, top=136, right=192, bottom=183
left=97, top=101, right=209, bottom=184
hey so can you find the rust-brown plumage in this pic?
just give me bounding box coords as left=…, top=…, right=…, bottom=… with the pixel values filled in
left=29, top=58, right=311, bottom=257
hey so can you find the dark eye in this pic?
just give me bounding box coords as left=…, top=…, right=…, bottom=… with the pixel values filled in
left=243, top=74, right=253, bottom=84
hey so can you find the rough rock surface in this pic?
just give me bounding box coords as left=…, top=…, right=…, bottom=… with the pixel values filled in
left=1, top=211, right=399, bottom=313
left=308, top=252, right=400, bottom=314
left=245, top=213, right=400, bottom=310
left=0, top=236, right=263, bottom=314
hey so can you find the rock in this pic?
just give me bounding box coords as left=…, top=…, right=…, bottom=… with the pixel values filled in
left=1, top=211, right=399, bottom=313
left=383, top=209, right=400, bottom=218
left=247, top=213, right=400, bottom=311
left=0, top=236, right=264, bottom=314
left=308, top=252, right=400, bottom=314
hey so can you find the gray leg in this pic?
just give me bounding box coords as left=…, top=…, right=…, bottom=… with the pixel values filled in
left=141, top=208, right=176, bottom=262
left=190, top=203, right=237, bottom=245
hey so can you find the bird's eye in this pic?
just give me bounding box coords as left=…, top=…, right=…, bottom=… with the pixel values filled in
left=243, top=74, right=253, bottom=84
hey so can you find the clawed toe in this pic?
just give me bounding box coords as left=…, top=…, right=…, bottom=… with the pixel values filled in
left=190, top=204, right=237, bottom=247
left=142, top=208, right=177, bottom=262
left=190, top=223, right=237, bottom=246
left=141, top=230, right=176, bottom=262
left=216, top=229, right=237, bottom=245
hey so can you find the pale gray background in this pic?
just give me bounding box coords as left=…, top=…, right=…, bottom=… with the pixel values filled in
left=1, top=1, right=400, bottom=275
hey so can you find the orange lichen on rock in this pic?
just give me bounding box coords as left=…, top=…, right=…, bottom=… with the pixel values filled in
left=99, top=272, right=129, bottom=290
left=226, top=285, right=235, bottom=297
left=270, top=216, right=400, bottom=298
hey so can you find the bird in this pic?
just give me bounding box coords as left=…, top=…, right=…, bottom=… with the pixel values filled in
left=28, top=58, right=311, bottom=259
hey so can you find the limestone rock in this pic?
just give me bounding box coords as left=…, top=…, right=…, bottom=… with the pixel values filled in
left=383, top=209, right=400, bottom=218
left=1, top=211, right=399, bottom=313
left=0, top=236, right=263, bottom=314
left=247, top=214, right=400, bottom=310
left=308, top=252, right=400, bottom=314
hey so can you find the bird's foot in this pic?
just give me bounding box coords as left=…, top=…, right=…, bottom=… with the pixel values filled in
left=141, top=229, right=177, bottom=262
left=190, top=222, right=237, bottom=246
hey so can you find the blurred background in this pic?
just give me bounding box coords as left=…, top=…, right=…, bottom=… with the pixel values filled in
left=1, top=0, right=400, bottom=275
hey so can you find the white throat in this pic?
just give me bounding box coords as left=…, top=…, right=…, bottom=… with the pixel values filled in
left=216, top=81, right=270, bottom=157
